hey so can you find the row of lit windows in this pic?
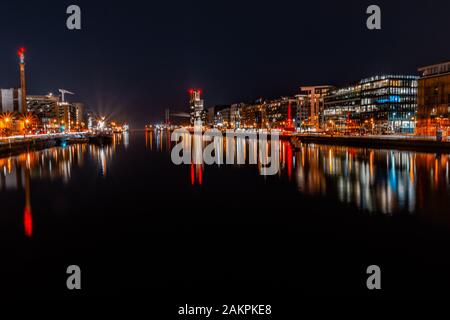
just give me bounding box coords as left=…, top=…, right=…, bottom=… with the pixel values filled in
left=360, top=75, right=418, bottom=84
left=361, top=79, right=390, bottom=90
left=325, top=104, right=416, bottom=113
left=389, top=87, right=417, bottom=95
left=390, top=80, right=418, bottom=87
left=361, top=97, right=417, bottom=105
left=361, top=96, right=416, bottom=104
left=361, top=87, right=417, bottom=96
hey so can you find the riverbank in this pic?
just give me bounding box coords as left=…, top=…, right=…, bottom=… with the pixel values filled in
left=0, top=132, right=112, bottom=158
left=292, top=134, right=450, bottom=152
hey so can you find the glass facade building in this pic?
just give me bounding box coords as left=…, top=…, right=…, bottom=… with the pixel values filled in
left=323, top=75, right=418, bottom=134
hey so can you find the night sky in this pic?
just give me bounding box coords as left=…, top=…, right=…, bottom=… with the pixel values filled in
left=0, top=0, right=449, bottom=126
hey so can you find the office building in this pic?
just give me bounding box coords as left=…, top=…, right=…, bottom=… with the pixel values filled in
left=300, top=86, right=334, bottom=130
left=27, top=95, right=59, bottom=129
left=323, top=75, right=418, bottom=134
left=0, top=88, right=23, bottom=113
left=189, top=89, right=206, bottom=125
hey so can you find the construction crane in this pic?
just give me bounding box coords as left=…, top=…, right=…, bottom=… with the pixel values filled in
left=59, top=89, right=74, bottom=103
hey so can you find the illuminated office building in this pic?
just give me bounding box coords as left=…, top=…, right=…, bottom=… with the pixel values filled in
left=264, top=97, right=298, bottom=129
left=189, top=89, right=206, bottom=125
left=214, top=105, right=231, bottom=128
left=299, top=86, right=334, bottom=130
left=27, top=95, right=59, bottom=129
left=323, top=75, right=418, bottom=134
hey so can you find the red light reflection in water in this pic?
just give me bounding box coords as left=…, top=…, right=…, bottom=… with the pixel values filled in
left=287, top=101, right=292, bottom=127
left=287, top=143, right=293, bottom=180
left=190, top=163, right=204, bottom=185
left=191, top=163, right=195, bottom=185
left=24, top=206, right=32, bottom=237
left=198, top=165, right=203, bottom=185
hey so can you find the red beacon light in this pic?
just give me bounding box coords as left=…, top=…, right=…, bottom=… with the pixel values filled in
left=18, top=47, right=25, bottom=63
left=188, top=88, right=202, bottom=95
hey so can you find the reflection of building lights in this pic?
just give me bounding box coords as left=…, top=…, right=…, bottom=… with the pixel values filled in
left=24, top=206, right=32, bottom=237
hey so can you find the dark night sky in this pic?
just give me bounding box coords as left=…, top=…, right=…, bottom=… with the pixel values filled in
left=0, top=0, right=449, bottom=127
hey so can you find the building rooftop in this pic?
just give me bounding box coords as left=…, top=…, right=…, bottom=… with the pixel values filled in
left=360, top=74, right=419, bottom=84
left=418, top=61, right=450, bottom=77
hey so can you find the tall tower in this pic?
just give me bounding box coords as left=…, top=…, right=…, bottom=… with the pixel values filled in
left=189, top=89, right=205, bottom=125
left=18, top=47, right=27, bottom=114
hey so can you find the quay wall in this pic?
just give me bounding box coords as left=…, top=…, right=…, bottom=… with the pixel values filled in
left=0, top=135, right=92, bottom=158
left=294, top=135, right=450, bottom=153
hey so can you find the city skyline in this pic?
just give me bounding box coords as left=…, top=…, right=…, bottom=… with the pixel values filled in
left=3, top=0, right=450, bottom=301
left=1, top=1, right=449, bottom=126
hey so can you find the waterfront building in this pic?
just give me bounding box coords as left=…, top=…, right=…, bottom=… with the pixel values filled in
left=323, top=75, right=418, bottom=134
left=239, top=99, right=265, bottom=129
left=213, top=97, right=307, bottom=131
left=208, top=105, right=230, bottom=127
left=0, top=88, right=23, bottom=113
left=26, top=94, right=85, bottom=132
left=264, top=97, right=298, bottom=130
left=206, top=106, right=215, bottom=126
left=27, top=95, right=59, bottom=130
left=58, top=102, right=79, bottom=131
left=86, top=109, right=96, bottom=130
left=189, top=89, right=206, bottom=125
left=214, top=106, right=232, bottom=128
left=295, top=94, right=315, bottom=131
left=215, top=97, right=300, bottom=130
left=230, top=103, right=244, bottom=129
left=323, top=83, right=362, bottom=133
left=360, top=75, right=418, bottom=134
left=73, top=102, right=85, bottom=129
left=299, top=86, right=334, bottom=130
left=416, top=61, right=450, bottom=136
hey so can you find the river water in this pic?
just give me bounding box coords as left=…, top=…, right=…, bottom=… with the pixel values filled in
left=1, top=130, right=450, bottom=298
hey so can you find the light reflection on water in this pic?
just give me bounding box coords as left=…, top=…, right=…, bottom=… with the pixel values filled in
left=0, top=143, right=116, bottom=190
left=2, top=129, right=450, bottom=237
left=0, top=136, right=121, bottom=237
left=147, top=129, right=450, bottom=215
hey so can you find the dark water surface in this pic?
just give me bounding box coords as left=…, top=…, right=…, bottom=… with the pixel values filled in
left=1, top=131, right=450, bottom=298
